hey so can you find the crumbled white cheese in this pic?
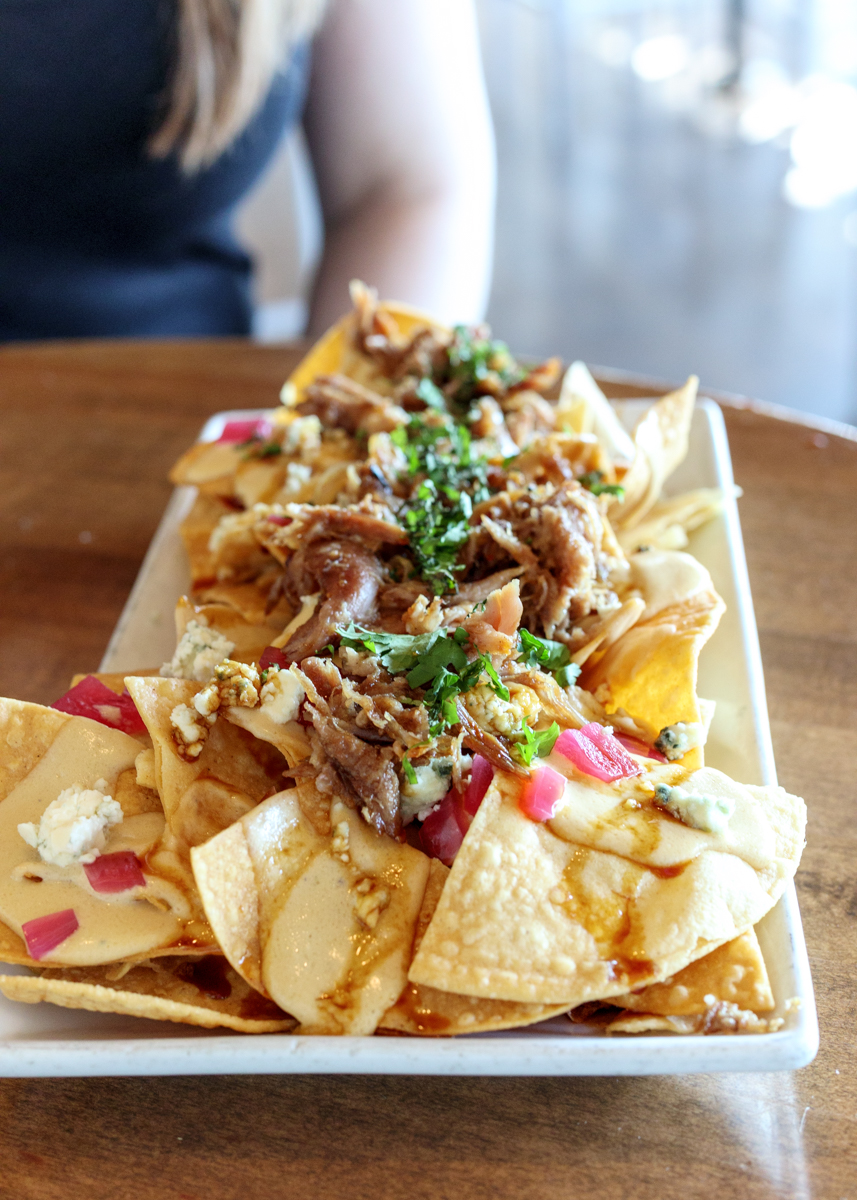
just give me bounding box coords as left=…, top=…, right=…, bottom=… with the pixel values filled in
left=160, top=619, right=235, bottom=683
left=655, top=721, right=704, bottom=761
left=259, top=667, right=305, bottom=724
left=353, top=877, right=389, bottom=929
left=283, top=462, right=313, bottom=495
left=400, top=760, right=453, bottom=824
left=654, top=783, right=734, bottom=835
left=463, top=683, right=541, bottom=738
left=331, top=820, right=350, bottom=863
left=170, top=703, right=210, bottom=759
left=18, top=781, right=123, bottom=867
left=282, top=414, right=322, bottom=455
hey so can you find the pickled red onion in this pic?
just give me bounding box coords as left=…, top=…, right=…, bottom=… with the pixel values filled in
left=217, top=418, right=273, bottom=444
left=554, top=723, right=642, bottom=782
left=518, top=765, right=566, bottom=821
left=22, top=909, right=78, bottom=960
left=84, top=852, right=146, bottom=894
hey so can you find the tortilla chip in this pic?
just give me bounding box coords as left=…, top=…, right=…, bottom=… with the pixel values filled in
left=0, top=707, right=189, bottom=965
left=192, top=788, right=430, bottom=1034
left=612, top=928, right=773, bottom=1015
left=583, top=550, right=724, bottom=769
left=555, top=362, right=636, bottom=464
left=0, top=698, right=69, bottom=801
left=169, top=440, right=244, bottom=492
left=125, top=677, right=284, bottom=829
left=190, top=819, right=266, bottom=995
left=614, top=377, right=697, bottom=528
left=617, top=488, right=731, bottom=555
left=381, top=860, right=570, bottom=1036
left=606, top=1005, right=783, bottom=1036
left=192, top=577, right=288, bottom=626
left=223, top=706, right=311, bottom=771
left=178, top=492, right=233, bottom=585
left=0, top=956, right=294, bottom=1033
left=408, top=768, right=805, bottom=1007
left=124, top=677, right=287, bottom=942
left=285, top=295, right=446, bottom=403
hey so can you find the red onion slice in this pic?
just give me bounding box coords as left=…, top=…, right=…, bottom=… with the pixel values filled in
left=84, top=852, right=146, bottom=894
left=22, top=909, right=79, bottom=960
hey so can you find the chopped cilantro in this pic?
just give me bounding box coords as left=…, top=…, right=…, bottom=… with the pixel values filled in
left=553, top=663, right=582, bottom=688
left=578, top=470, right=624, bottom=499
left=401, top=754, right=418, bottom=786
left=415, top=377, right=447, bottom=412
left=336, top=622, right=509, bottom=737
left=517, top=629, right=581, bottom=688
left=439, top=326, right=524, bottom=408
left=513, top=720, right=560, bottom=767
left=393, top=414, right=493, bottom=594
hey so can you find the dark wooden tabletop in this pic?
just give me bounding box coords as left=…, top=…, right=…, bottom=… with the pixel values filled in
left=0, top=340, right=855, bottom=1199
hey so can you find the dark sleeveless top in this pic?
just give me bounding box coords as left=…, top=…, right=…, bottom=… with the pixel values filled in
left=0, top=1, right=310, bottom=339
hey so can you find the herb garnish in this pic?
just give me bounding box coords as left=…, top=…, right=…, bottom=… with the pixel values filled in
left=391, top=416, right=492, bottom=594
left=438, top=326, right=524, bottom=409
left=579, top=470, right=624, bottom=499
left=337, top=623, right=509, bottom=736
left=401, top=754, right=418, bottom=786
left=517, top=630, right=581, bottom=687
left=513, top=720, right=560, bottom=767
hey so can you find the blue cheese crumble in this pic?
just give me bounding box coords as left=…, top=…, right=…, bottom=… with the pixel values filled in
left=18, top=781, right=124, bottom=867
left=654, top=783, right=734, bottom=835
left=160, top=619, right=235, bottom=683
left=655, top=721, right=704, bottom=761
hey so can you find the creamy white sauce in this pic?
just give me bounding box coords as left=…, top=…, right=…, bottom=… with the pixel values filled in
left=0, top=719, right=180, bottom=963
left=629, top=550, right=712, bottom=619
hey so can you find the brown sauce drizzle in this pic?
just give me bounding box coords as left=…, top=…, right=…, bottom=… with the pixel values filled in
left=393, top=984, right=452, bottom=1034
left=648, top=861, right=691, bottom=880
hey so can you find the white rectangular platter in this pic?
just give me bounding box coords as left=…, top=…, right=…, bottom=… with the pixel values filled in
left=0, top=399, right=818, bottom=1076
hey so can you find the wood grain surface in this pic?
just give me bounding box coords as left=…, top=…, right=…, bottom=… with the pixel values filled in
left=0, top=340, right=854, bottom=1199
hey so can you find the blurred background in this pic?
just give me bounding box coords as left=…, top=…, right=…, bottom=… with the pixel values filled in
left=239, top=0, right=857, bottom=424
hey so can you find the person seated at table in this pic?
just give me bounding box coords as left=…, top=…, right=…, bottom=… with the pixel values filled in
left=0, top=0, right=494, bottom=341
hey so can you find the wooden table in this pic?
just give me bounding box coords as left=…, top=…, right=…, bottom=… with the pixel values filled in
left=0, top=340, right=854, bottom=1199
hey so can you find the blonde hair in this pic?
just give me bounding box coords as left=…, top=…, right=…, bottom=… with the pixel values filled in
left=150, top=0, right=328, bottom=170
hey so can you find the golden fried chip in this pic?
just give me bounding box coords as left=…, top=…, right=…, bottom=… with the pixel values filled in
left=583, top=550, right=724, bottom=769
left=408, top=768, right=805, bottom=1007
left=192, top=788, right=430, bottom=1034
left=617, top=487, right=732, bottom=554
left=169, top=440, right=244, bottom=492
left=124, top=677, right=284, bottom=828
left=381, top=861, right=570, bottom=1036
left=0, top=704, right=184, bottom=965
left=0, top=956, right=294, bottom=1033
left=0, top=698, right=69, bottom=800
left=615, top=376, right=697, bottom=528
left=555, top=361, right=636, bottom=464
left=223, top=707, right=311, bottom=771
left=285, top=291, right=447, bottom=403
left=612, top=928, right=773, bottom=1015
left=605, top=1006, right=782, bottom=1036
left=178, top=492, right=233, bottom=585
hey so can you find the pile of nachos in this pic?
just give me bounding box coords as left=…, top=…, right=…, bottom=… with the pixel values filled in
left=0, top=284, right=806, bottom=1038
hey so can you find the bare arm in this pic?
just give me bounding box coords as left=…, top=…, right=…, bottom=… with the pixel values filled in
left=303, top=0, right=496, bottom=335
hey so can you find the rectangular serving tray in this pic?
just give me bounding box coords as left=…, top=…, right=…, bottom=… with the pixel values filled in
left=0, top=399, right=818, bottom=1076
